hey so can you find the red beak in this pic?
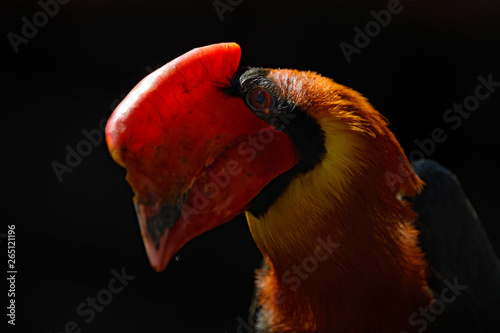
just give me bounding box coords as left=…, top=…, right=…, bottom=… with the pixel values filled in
left=106, top=43, right=298, bottom=272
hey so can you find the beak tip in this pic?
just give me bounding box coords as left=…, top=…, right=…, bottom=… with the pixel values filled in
left=136, top=201, right=183, bottom=272
left=142, top=228, right=173, bottom=273
left=151, top=263, right=165, bottom=273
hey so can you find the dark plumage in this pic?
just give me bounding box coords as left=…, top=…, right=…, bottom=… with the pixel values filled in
left=410, top=160, right=500, bottom=331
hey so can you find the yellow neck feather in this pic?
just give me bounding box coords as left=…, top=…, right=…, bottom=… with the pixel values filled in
left=246, top=120, right=367, bottom=259
left=245, top=114, right=431, bottom=331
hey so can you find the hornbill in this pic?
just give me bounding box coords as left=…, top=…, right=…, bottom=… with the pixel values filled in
left=106, top=43, right=500, bottom=332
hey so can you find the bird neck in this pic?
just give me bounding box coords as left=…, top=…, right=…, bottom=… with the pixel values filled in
left=246, top=120, right=432, bottom=332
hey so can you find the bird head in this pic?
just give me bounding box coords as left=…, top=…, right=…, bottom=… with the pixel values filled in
left=106, top=43, right=300, bottom=271
left=106, top=42, right=420, bottom=272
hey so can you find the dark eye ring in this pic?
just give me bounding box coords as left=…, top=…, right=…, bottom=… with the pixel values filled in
left=246, top=87, right=275, bottom=111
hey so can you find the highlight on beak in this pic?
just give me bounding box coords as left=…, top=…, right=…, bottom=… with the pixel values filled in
left=106, top=42, right=298, bottom=272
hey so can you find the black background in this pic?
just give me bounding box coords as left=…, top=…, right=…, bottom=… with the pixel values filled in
left=4, top=0, right=500, bottom=332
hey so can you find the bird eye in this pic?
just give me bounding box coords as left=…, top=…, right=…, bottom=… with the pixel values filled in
left=246, top=87, right=275, bottom=110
